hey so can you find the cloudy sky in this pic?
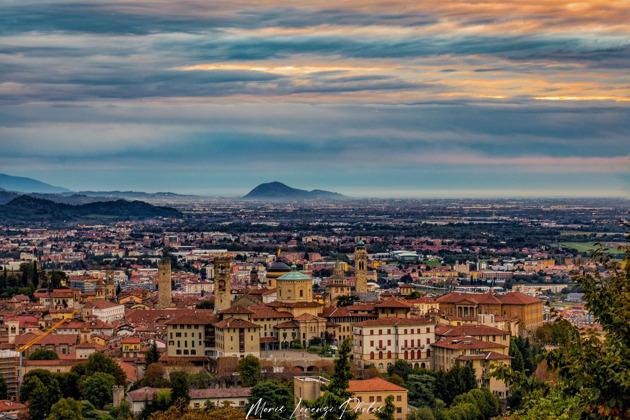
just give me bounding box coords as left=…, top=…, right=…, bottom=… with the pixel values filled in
left=1, top=0, right=628, bottom=197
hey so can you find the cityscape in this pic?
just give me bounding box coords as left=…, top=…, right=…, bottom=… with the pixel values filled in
left=1, top=0, right=629, bottom=419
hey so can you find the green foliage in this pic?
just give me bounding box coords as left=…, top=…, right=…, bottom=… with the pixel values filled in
left=46, top=398, right=85, bottom=420
left=195, top=300, right=214, bottom=309
left=143, top=363, right=169, bottom=388
left=74, top=352, right=126, bottom=386
left=54, top=372, right=81, bottom=399
left=375, top=395, right=396, bottom=420
left=26, top=376, right=53, bottom=420
left=0, top=375, right=7, bottom=399
left=387, top=360, right=413, bottom=382
left=145, top=342, right=160, bottom=366
left=336, top=295, right=359, bottom=307
left=407, top=406, right=435, bottom=420
left=21, top=369, right=62, bottom=404
left=434, top=362, right=477, bottom=406
left=407, top=374, right=436, bottom=408
left=29, top=348, right=60, bottom=360
left=81, top=372, right=116, bottom=409
left=80, top=400, right=99, bottom=419
left=237, top=355, right=261, bottom=387
left=169, top=371, right=189, bottom=405
left=387, top=373, right=405, bottom=387
left=404, top=291, right=425, bottom=299
left=304, top=337, right=358, bottom=420
left=491, top=235, right=630, bottom=419
left=245, top=380, right=295, bottom=420
left=509, top=340, right=524, bottom=372
left=108, top=399, right=133, bottom=420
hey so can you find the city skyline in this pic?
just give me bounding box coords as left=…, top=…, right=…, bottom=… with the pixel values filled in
left=1, top=0, right=629, bottom=197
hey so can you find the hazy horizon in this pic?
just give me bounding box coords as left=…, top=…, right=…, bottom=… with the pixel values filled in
left=1, top=1, right=628, bottom=198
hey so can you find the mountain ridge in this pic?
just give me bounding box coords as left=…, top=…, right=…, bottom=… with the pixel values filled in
left=243, top=181, right=345, bottom=200
left=0, top=173, right=71, bottom=194
left=0, top=195, right=182, bottom=225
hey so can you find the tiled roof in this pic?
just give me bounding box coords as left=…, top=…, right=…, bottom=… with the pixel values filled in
left=431, top=336, right=507, bottom=350
left=213, top=317, right=260, bottom=329
left=190, top=388, right=251, bottom=400
left=436, top=324, right=508, bottom=337
left=127, top=387, right=165, bottom=402
left=165, top=314, right=208, bottom=325
left=348, top=377, right=407, bottom=393
left=496, top=292, right=542, bottom=305
left=457, top=351, right=513, bottom=361
left=375, top=298, right=412, bottom=309
left=436, top=292, right=501, bottom=305
left=0, top=400, right=27, bottom=412
left=274, top=321, right=299, bottom=329
left=355, top=317, right=433, bottom=327
left=83, top=300, right=123, bottom=310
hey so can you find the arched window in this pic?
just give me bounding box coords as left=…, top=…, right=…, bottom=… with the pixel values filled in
left=426, top=349, right=431, bottom=357
left=379, top=351, right=383, bottom=359
left=370, top=352, right=374, bottom=360
left=387, top=351, right=391, bottom=359
left=410, top=350, right=415, bottom=359
left=404, top=351, right=408, bottom=360
left=300, top=289, right=304, bottom=298
left=378, top=363, right=383, bottom=370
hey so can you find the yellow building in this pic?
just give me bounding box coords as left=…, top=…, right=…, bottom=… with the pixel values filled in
left=214, top=317, right=261, bottom=358
left=293, top=376, right=408, bottom=420
left=325, top=261, right=351, bottom=305
left=265, top=260, right=291, bottom=290
left=165, top=314, right=213, bottom=362
left=436, top=291, right=543, bottom=335
left=276, top=264, right=313, bottom=304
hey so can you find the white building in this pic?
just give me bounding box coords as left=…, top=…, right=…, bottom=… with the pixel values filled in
left=82, top=300, right=125, bottom=323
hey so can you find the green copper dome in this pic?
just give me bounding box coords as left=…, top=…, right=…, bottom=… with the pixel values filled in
left=277, top=264, right=311, bottom=281
left=357, top=240, right=365, bottom=248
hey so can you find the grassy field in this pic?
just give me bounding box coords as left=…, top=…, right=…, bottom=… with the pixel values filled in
left=560, top=242, right=623, bottom=254
left=560, top=231, right=610, bottom=237
left=422, top=260, right=442, bottom=266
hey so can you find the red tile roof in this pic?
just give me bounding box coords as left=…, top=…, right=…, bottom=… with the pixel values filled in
left=355, top=317, right=433, bottom=327
left=165, top=314, right=208, bottom=325
left=213, top=317, right=260, bottom=329
left=189, top=388, right=250, bottom=400
left=436, top=324, right=508, bottom=337
left=431, top=336, right=507, bottom=350
left=375, top=298, right=412, bottom=309
left=348, top=377, right=407, bottom=393
left=457, top=351, right=513, bottom=361
left=496, top=291, right=542, bottom=305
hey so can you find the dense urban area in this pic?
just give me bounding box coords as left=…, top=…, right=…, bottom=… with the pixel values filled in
left=0, top=195, right=627, bottom=420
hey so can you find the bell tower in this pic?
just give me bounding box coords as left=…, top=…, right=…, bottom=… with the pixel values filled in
left=157, top=259, right=172, bottom=309
left=214, top=256, right=231, bottom=312
left=354, top=240, right=368, bottom=293
left=250, top=267, right=259, bottom=291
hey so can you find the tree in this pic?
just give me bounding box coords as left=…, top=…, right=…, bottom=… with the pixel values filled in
left=491, top=236, right=630, bottom=418
left=148, top=399, right=250, bottom=420
left=170, top=370, right=190, bottom=405
left=81, top=372, right=116, bottom=409
left=195, top=300, right=214, bottom=309
left=304, top=337, right=358, bottom=420
left=245, top=380, right=295, bottom=420
left=0, top=375, right=7, bottom=400
left=21, top=369, right=62, bottom=404
left=144, top=363, right=168, bottom=387
left=54, top=372, right=81, bottom=400
left=78, top=352, right=126, bottom=386
left=29, top=349, right=59, bottom=360
left=109, top=399, right=132, bottom=420
left=387, top=374, right=405, bottom=387
left=363, top=366, right=381, bottom=379
left=408, top=406, right=435, bottom=420
left=376, top=395, right=396, bottom=420
left=216, top=357, right=238, bottom=387
left=46, top=397, right=85, bottom=420
left=145, top=342, right=160, bottom=366
left=80, top=400, right=100, bottom=419
left=387, top=360, right=413, bottom=382
left=26, top=376, right=52, bottom=420
left=336, top=295, right=358, bottom=307
left=407, top=374, right=436, bottom=408
left=237, top=355, right=261, bottom=387
left=49, top=270, right=68, bottom=289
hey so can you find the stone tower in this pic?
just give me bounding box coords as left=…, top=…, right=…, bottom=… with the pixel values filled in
left=214, top=256, right=231, bottom=313
left=157, top=259, right=172, bottom=309
left=250, top=267, right=259, bottom=291
left=105, top=270, right=117, bottom=300
left=354, top=240, right=368, bottom=293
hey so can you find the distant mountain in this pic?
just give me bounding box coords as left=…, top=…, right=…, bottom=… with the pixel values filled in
left=0, top=195, right=182, bottom=225
left=243, top=182, right=345, bottom=200
left=0, top=173, right=71, bottom=193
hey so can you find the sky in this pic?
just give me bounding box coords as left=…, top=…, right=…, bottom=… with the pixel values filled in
left=0, top=0, right=629, bottom=198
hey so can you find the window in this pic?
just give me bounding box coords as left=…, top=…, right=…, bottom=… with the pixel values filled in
left=369, top=396, right=375, bottom=402
left=370, top=340, right=374, bottom=347
left=377, top=396, right=382, bottom=402
left=426, top=327, right=430, bottom=333
left=379, top=329, right=382, bottom=335
left=426, top=338, right=430, bottom=344
left=396, top=396, right=401, bottom=402
left=397, top=407, right=402, bottom=413
left=370, top=352, right=374, bottom=360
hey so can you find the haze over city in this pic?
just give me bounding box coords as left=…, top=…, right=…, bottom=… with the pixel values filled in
left=1, top=0, right=629, bottom=197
